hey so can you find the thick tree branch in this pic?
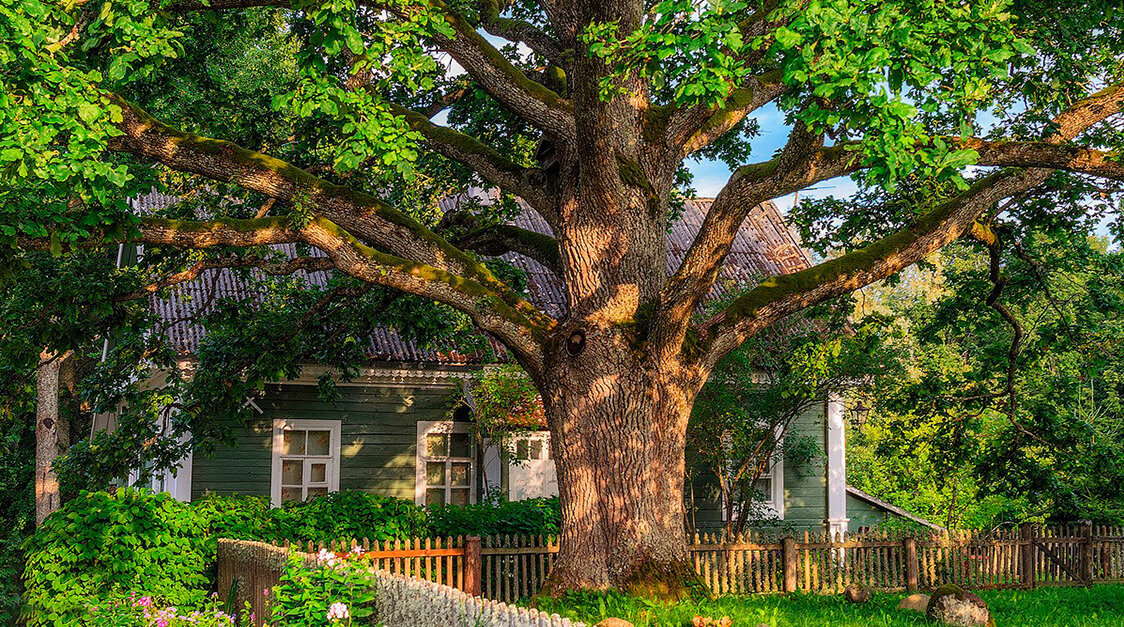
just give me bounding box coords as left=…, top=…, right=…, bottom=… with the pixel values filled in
left=968, top=139, right=1124, bottom=181
left=699, top=168, right=1052, bottom=366
left=123, top=215, right=550, bottom=369
left=653, top=124, right=843, bottom=356
left=364, top=0, right=574, bottom=138
left=663, top=69, right=786, bottom=158
left=475, top=0, right=568, bottom=66
left=439, top=210, right=562, bottom=274
left=106, top=95, right=549, bottom=332
left=390, top=103, right=551, bottom=208
left=678, top=83, right=1124, bottom=365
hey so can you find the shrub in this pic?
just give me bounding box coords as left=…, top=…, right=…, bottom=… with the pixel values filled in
left=83, top=592, right=249, bottom=627
left=22, top=489, right=210, bottom=626
left=271, top=550, right=379, bottom=626
left=428, top=496, right=560, bottom=537
left=272, top=491, right=429, bottom=544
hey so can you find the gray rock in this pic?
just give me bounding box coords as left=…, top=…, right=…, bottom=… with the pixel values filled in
left=926, top=584, right=993, bottom=626
left=897, top=593, right=930, bottom=613
left=844, top=582, right=874, bottom=604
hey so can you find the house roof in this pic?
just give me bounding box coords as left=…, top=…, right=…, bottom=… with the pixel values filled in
left=138, top=191, right=813, bottom=363
left=846, top=485, right=945, bottom=531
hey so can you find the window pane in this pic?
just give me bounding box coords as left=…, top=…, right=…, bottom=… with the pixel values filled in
left=281, top=460, right=303, bottom=485
left=528, top=439, right=543, bottom=460
left=426, top=462, right=446, bottom=486
left=280, top=487, right=302, bottom=503
left=450, top=433, right=471, bottom=458
left=307, top=430, right=331, bottom=456
left=425, top=488, right=446, bottom=506
left=450, top=462, right=470, bottom=487
left=427, top=433, right=447, bottom=457
left=306, top=487, right=329, bottom=499
left=450, top=488, right=470, bottom=506
left=282, top=430, right=306, bottom=455
left=310, top=462, right=327, bottom=484
left=516, top=439, right=529, bottom=459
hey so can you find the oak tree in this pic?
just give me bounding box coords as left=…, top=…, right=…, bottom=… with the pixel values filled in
left=3, top=0, right=1124, bottom=594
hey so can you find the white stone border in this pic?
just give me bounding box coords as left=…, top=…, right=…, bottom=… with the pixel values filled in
left=371, top=569, right=584, bottom=627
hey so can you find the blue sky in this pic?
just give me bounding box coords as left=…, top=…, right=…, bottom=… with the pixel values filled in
left=684, top=102, right=860, bottom=214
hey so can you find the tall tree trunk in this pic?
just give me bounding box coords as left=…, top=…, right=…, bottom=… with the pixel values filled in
left=539, top=328, right=708, bottom=598
left=35, top=350, right=69, bottom=526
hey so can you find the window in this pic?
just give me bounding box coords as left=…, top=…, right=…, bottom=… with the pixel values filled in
left=508, top=432, right=557, bottom=500
left=271, top=419, right=341, bottom=506
left=416, top=421, right=475, bottom=506
left=754, top=455, right=785, bottom=519
left=514, top=434, right=551, bottom=461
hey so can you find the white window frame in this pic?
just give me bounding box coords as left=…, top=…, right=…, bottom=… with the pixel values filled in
left=415, top=420, right=477, bottom=506
left=270, top=419, right=341, bottom=507
left=507, top=431, right=558, bottom=501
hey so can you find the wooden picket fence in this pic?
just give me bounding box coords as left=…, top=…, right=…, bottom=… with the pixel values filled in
left=270, top=523, right=1124, bottom=603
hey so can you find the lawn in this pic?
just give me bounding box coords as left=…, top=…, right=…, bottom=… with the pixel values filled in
left=533, top=585, right=1124, bottom=627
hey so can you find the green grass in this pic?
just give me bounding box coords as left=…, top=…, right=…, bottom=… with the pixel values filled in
left=532, top=585, right=1124, bottom=627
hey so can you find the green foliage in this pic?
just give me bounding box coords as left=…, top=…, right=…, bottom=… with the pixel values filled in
left=450, top=364, right=543, bottom=452
left=0, top=391, right=34, bottom=624
left=22, top=489, right=210, bottom=627
left=428, top=496, right=560, bottom=537
left=845, top=233, right=1124, bottom=528
left=271, top=490, right=430, bottom=544
left=82, top=593, right=250, bottom=627
left=688, top=314, right=890, bottom=534
left=533, top=585, right=1124, bottom=627
left=271, top=552, right=378, bottom=627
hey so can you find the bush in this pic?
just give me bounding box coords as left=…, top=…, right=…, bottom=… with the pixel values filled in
left=272, top=490, right=429, bottom=544
left=22, top=489, right=210, bottom=626
left=84, top=592, right=249, bottom=627
left=271, top=551, right=379, bottom=626
left=428, top=496, right=560, bottom=537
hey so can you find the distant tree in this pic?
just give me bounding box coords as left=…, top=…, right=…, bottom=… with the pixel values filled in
left=687, top=321, right=886, bottom=537
left=845, top=233, right=1124, bottom=528
left=4, top=0, right=1124, bottom=594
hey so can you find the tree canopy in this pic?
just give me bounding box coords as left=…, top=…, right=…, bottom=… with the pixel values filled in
left=3, top=0, right=1124, bottom=593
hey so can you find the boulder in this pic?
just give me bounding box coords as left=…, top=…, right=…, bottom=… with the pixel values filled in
left=844, top=583, right=874, bottom=604
left=897, top=593, right=930, bottom=613
left=595, top=619, right=634, bottom=627
left=926, top=585, right=993, bottom=627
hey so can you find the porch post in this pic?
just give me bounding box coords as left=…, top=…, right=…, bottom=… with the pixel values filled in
left=824, top=394, right=849, bottom=538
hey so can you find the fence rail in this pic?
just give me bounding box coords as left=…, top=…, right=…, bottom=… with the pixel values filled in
left=223, top=523, right=1124, bottom=614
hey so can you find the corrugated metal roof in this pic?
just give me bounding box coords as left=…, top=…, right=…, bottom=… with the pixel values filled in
left=139, top=191, right=812, bottom=363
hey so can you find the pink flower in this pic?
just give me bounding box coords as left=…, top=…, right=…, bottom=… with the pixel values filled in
left=326, top=602, right=350, bottom=622
left=135, top=596, right=154, bottom=608
left=317, top=549, right=339, bottom=566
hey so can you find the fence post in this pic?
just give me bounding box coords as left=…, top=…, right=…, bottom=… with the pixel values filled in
left=783, top=536, right=797, bottom=593
left=464, top=536, right=482, bottom=597
left=1080, top=520, right=1094, bottom=586
left=1020, top=523, right=1037, bottom=589
left=904, top=537, right=919, bottom=592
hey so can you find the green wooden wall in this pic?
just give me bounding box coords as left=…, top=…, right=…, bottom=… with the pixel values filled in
left=846, top=493, right=897, bottom=531
left=688, top=402, right=830, bottom=532
left=191, top=381, right=458, bottom=501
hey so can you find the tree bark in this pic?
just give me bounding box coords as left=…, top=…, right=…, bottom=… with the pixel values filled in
left=538, top=328, right=709, bottom=598
left=35, top=350, right=70, bottom=526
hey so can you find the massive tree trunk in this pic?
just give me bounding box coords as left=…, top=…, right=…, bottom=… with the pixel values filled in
left=537, top=315, right=710, bottom=596
left=35, top=350, right=68, bottom=526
